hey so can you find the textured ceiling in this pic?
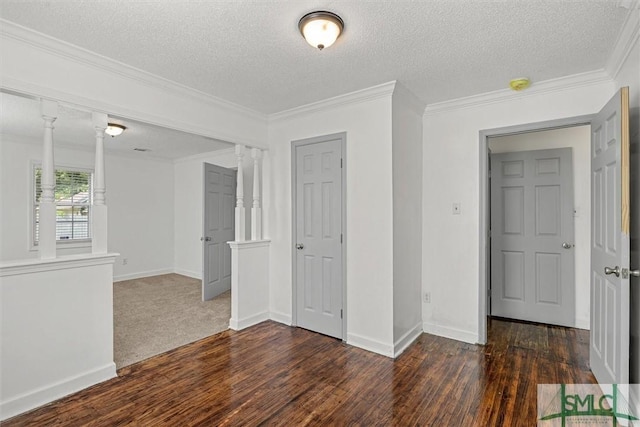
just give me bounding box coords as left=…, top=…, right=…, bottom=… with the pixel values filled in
left=0, top=92, right=233, bottom=160
left=0, top=0, right=629, bottom=114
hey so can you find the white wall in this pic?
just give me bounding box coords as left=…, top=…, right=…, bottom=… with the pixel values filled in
left=268, top=86, right=395, bottom=355
left=422, top=78, right=616, bottom=343
left=1, top=255, right=117, bottom=420
left=489, top=126, right=591, bottom=329
left=0, top=139, right=175, bottom=280
left=391, top=84, right=424, bottom=353
left=173, top=148, right=254, bottom=279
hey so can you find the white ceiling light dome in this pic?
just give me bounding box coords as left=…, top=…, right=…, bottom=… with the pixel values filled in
left=298, top=11, right=344, bottom=50
left=105, top=123, right=126, bottom=137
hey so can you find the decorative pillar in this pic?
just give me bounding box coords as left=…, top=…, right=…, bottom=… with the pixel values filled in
left=235, top=145, right=246, bottom=241
left=251, top=148, right=262, bottom=241
left=39, top=100, right=58, bottom=259
left=91, top=112, right=108, bottom=254
left=261, top=149, right=271, bottom=240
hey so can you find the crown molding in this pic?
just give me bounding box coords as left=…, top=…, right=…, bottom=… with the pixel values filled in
left=269, top=81, right=397, bottom=122
left=605, top=5, right=640, bottom=80
left=423, top=70, right=613, bottom=117
left=0, top=19, right=267, bottom=121
left=392, top=81, right=427, bottom=116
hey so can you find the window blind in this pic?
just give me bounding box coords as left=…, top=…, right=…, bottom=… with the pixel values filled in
left=34, top=166, right=93, bottom=244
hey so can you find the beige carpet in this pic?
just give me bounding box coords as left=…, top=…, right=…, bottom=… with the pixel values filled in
left=114, top=273, right=230, bottom=369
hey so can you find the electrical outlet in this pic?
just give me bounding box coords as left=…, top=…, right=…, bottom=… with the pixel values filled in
left=424, top=292, right=431, bottom=303
left=122, top=258, right=128, bottom=266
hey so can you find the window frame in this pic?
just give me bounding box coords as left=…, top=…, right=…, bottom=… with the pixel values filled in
left=29, top=162, right=94, bottom=251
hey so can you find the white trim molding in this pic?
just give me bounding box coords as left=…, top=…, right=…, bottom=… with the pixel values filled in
left=172, top=268, right=203, bottom=280
left=229, top=311, right=270, bottom=331
left=0, top=19, right=264, bottom=121
left=269, top=311, right=292, bottom=326
left=269, top=81, right=396, bottom=122
left=0, top=19, right=268, bottom=149
left=0, top=252, right=118, bottom=277
left=347, top=332, right=394, bottom=358
left=424, top=70, right=613, bottom=116
left=0, top=363, right=116, bottom=421
left=605, top=4, right=640, bottom=80
left=113, top=268, right=176, bottom=282
left=422, top=321, right=479, bottom=345
left=393, top=323, right=423, bottom=358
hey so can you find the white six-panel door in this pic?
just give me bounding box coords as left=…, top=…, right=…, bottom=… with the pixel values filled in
left=202, top=162, right=235, bottom=301
left=293, top=135, right=344, bottom=339
left=491, top=148, right=575, bottom=327
left=590, top=87, right=630, bottom=387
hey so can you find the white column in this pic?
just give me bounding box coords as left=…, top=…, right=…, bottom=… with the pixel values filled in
left=235, top=144, right=246, bottom=241
left=251, top=148, right=262, bottom=241
left=262, top=149, right=271, bottom=240
left=91, top=112, right=109, bottom=254
left=39, top=100, right=58, bottom=259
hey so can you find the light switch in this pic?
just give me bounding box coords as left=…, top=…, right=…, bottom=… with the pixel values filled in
left=453, top=203, right=461, bottom=215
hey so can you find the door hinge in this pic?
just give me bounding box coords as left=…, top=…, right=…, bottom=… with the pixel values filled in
left=340, top=234, right=343, bottom=244
left=341, top=309, right=343, bottom=319
left=341, top=158, right=343, bottom=168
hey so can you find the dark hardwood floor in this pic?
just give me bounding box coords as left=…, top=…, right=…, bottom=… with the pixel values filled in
left=3, top=318, right=595, bottom=426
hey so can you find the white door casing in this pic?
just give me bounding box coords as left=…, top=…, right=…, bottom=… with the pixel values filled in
left=292, top=134, right=345, bottom=339
left=490, top=148, right=576, bottom=327
left=590, top=87, right=630, bottom=387
left=202, top=162, right=235, bottom=301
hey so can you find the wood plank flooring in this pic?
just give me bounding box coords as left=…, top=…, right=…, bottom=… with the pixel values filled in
left=3, top=318, right=595, bottom=426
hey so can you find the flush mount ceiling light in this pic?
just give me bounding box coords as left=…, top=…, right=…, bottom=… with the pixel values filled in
left=105, top=123, right=126, bottom=137
left=298, top=11, right=344, bottom=50
left=509, top=77, right=531, bottom=91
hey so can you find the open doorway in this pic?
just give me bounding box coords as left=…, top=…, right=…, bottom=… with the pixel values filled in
left=479, top=116, right=592, bottom=343
left=487, top=126, right=591, bottom=330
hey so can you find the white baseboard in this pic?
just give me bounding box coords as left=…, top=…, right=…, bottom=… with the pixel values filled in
left=574, top=317, right=590, bottom=330
left=347, top=332, right=394, bottom=358
left=422, top=321, right=478, bottom=344
left=229, top=311, right=270, bottom=331
left=0, top=362, right=116, bottom=421
left=172, top=268, right=202, bottom=280
left=393, top=323, right=423, bottom=357
left=269, top=311, right=292, bottom=325
left=113, top=268, right=174, bottom=282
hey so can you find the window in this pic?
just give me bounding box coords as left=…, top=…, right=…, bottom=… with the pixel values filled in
left=33, top=166, right=93, bottom=245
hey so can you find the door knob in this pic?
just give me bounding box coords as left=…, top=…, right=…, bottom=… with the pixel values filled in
left=562, top=242, right=573, bottom=249
left=296, top=243, right=304, bottom=250
left=628, top=269, right=639, bottom=278
left=201, top=236, right=211, bottom=242
left=604, top=266, right=620, bottom=277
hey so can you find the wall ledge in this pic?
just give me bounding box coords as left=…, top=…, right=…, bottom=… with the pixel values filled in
left=228, top=240, right=271, bottom=250
left=0, top=253, right=119, bottom=277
